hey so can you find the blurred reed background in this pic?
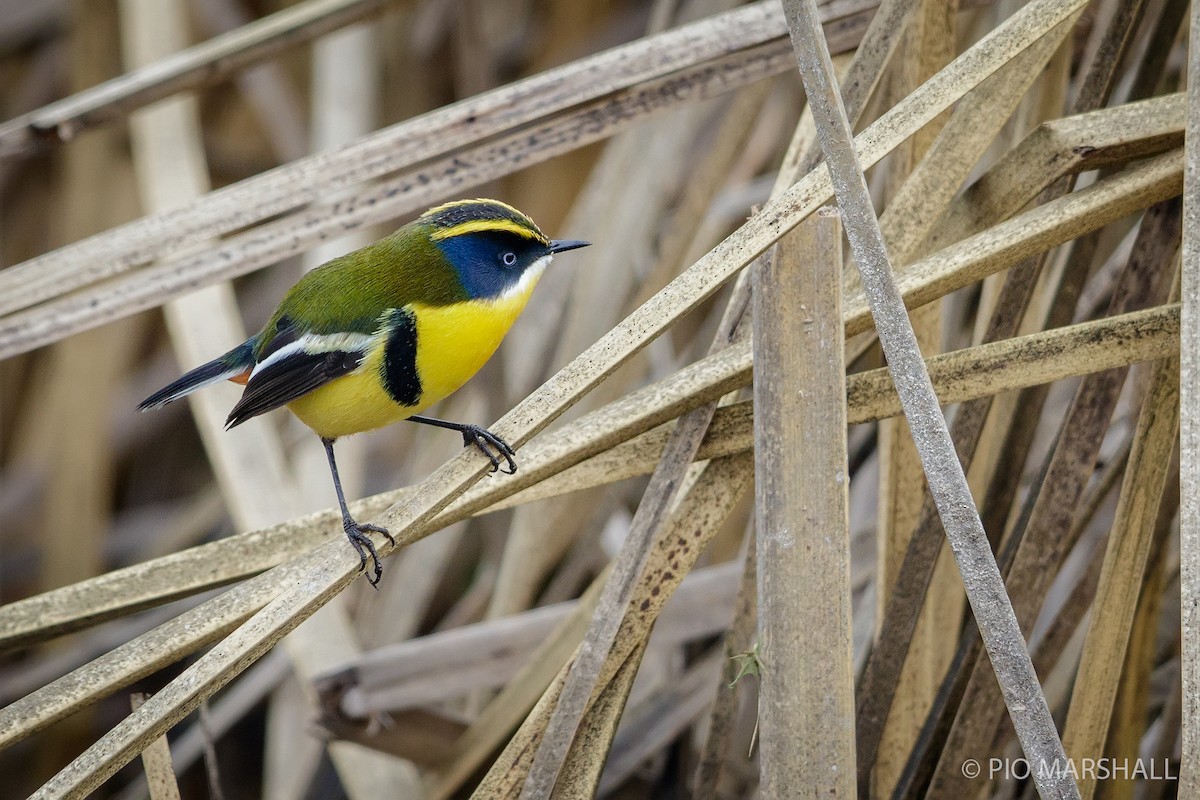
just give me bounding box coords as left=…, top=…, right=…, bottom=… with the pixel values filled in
left=0, top=0, right=1190, bottom=798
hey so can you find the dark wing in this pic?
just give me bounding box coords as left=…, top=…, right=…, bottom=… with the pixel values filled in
left=225, top=347, right=363, bottom=429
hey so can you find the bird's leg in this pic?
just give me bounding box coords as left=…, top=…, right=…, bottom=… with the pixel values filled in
left=407, top=415, right=518, bottom=474
left=322, top=437, right=394, bottom=587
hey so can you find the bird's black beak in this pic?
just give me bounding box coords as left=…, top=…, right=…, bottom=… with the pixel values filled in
left=549, top=239, right=590, bottom=254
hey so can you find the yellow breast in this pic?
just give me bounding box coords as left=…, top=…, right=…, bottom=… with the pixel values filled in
left=408, top=293, right=527, bottom=405
left=286, top=276, right=539, bottom=439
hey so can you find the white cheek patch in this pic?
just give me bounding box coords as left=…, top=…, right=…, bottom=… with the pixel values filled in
left=251, top=332, right=376, bottom=378
left=501, top=254, right=551, bottom=300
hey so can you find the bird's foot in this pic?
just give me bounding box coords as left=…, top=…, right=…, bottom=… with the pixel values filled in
left=459, top=424, right=518, bottom=475
left=344, top=519, right=395, bottom=588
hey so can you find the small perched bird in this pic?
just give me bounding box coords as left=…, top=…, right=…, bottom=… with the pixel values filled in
left=140, top=199, right=588, bottom=585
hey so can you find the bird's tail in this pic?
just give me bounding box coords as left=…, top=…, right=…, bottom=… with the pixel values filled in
left=138, top=339, right=257, bottom=411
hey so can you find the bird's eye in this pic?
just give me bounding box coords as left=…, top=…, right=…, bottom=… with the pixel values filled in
left=501, top=251, right=518, bottom=267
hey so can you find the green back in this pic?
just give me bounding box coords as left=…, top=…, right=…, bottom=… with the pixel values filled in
left=254, top=221, right=466, bottom=356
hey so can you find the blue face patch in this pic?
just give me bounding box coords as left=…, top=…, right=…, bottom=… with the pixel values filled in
left=437, top=232, right=549, bottom=300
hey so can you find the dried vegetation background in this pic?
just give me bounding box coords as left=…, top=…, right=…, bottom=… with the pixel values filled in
left=0, top=0, right=1193, bottom=797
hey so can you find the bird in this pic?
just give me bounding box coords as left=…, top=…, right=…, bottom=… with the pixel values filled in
left=139, top=198, right=589, bottom=586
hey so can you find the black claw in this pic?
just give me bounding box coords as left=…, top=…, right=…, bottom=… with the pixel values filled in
left=343, top=519, right=393, bottom=588
left=361, top=522, right=395, bottom=546
left=460, top=424, right=518, bottom=475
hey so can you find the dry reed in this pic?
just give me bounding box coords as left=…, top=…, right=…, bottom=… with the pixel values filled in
left=0, top=0, right=1191, bottom=798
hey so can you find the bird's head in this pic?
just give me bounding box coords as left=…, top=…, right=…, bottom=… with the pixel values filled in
left=418, top=199, right=589, bottom=301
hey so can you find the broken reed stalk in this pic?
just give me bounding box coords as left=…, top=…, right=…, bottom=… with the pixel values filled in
left=754, top=208, right=853, bottom=795
left=780, top=0, right=1078, bottom=797
left=1177, top=0, right=1200, bottom=792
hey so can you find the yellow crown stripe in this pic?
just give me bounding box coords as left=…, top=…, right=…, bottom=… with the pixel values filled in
left=424, top=197, right=528, bottom=219
left=430, top=218, right=547, bottom=243
left=423, top=198, right=483, bottom=213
